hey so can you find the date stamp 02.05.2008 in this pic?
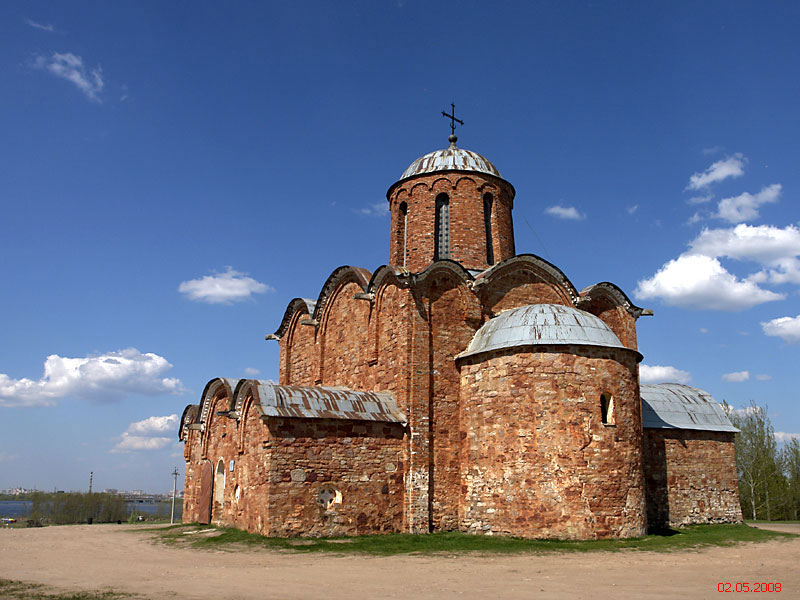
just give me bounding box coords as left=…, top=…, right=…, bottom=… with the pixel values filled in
left=718, top=582, right=782, bottom=593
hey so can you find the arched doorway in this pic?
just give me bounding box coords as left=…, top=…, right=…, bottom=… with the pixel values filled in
left=213, top=458, right=225, bottom=518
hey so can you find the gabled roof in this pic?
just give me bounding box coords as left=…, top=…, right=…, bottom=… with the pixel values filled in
left=235, top=380, right=407, bottom=425
left=641, top=383, right=738, bottom=432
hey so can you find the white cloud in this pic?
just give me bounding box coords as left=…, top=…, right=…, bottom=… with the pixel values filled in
left=112, top=414, right=179, bottom=453
left=544, top=205, right=585, bottom=220
left=627, top=204, right=638, bottom=215
left=112, top=434, right=173, bottom=453
left=722, top=370, right=750, bottom=382
left=26, top=19, right=55, bottom=32
left=755, top=374, right=772, bottom=381
left=689, top=223, right=800, bottom=265
left=761, top=314, right=800, bottom=343
left=127, top=414, right=179, bottom=435
left=356, top=202, right=389, bottom=217
left=688, top=224, right=800, bottom=285
left=243, top=367, right=260, bottom=376
left=178, top=266, right=272, bottom=304
left=699, top=328, right=709, bottom=334
left=687, top=153, right=746, bottom=190
left=687, top=194, right=713, bottom=205
left=640, top=364, right=691, bottom=384
left=775, top=432, right=800, bottom=443
left=33, top=52, right=103, bottom=102
left=634, top=254, right=784, bottom=311
left=714, top=184, right=781, bottom=223
left=0, top=349, right=185, bottom=408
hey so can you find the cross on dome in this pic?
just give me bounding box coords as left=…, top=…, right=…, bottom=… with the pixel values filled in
left=441, top=103, right=464, bottom=145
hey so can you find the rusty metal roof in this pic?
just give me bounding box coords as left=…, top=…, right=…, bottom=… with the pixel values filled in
left=241, top=381, right=406, bottom=425
left=641, top=383, right=738, bottom=432
left=399, top=142, right=501, bottom=181
left=457, top=304, right=628, bottom=360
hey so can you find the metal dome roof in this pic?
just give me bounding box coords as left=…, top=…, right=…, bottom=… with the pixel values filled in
left=641, top=383, right=738, bottom=432
left=400, top=140, right=501, bottom=181
left=457, top=304, right=627, bottom=360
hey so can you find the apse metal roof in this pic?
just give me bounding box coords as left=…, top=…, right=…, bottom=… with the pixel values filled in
left=641, top=383, right=738, bottom=432
left=457, top=303, right=627, bottom=360
left=250, top=381, right=407, bottom=425
left=400, top=143, right=501, bottom=180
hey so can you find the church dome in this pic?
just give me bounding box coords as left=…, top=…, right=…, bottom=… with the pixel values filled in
left=399, top=139, right=501, bottom=181
left=457, top=304, right=626, bottom=359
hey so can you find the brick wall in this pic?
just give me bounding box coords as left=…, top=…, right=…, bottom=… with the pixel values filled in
left=458, top=345, right=646, bottom=539
left=643, top=429, right=742, bottom=529
left=319, top=280, right=370, bottom=387
left=388, top=172, right=515, bottom=272
left=280, top=309, right=317, bottom=386
left=265, top=417, right=405, bottom=537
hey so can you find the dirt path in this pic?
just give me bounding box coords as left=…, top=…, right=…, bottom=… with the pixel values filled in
left=1, top=524, right=798, bottom=600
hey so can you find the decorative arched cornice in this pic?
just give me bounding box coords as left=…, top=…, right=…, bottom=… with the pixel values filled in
left=178, top=404, right=199, bottom=441
left=387, top=169, right=516, bottom=200
left=198, top=377, right=241, bottom=428
left=312, top=266, right=372, bottom=322
left=271, top=298, right=316, bottom=339
left=578, top=282, right=651, bottom=319
left=232, top=378, right=258, bottom=415
left=413, top=259, right=475, bottom=287
left=366, top=264, right=413, bottom=293
left=471, top=253, right=581, bottom=305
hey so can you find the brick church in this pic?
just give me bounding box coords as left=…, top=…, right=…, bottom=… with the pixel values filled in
left=179, top=126, right=742, bottom=539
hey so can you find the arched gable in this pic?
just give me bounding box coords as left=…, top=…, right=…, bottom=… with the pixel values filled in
left=198, top=377, right=241, bottom=459
left=232, top=379, right=263, bottom=454
left=281, top=304, right=319, bottom=385
left=179, top=404, right=199, bottom=441
left=312, top=266, right=371, bottom=321
left=315, top=266, right=373, bottom=387
left=271, top=298, right=316, bottom=339
left=578, top=282, right=648, bottom=318
left=473, top=254, right=580, bottom=315
left=578, top=282, right=650, bottom=350
left=198, top=378, right=240, bottom=427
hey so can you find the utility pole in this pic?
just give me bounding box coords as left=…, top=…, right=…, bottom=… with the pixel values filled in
left=170, top=468, right=179, bottom=525
left=89, top=471, right=93, bottom=494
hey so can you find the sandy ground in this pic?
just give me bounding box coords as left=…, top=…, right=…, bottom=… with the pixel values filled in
left=1, top=524, right=798, bottom=600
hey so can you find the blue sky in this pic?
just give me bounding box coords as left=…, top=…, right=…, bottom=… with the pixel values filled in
left=1, top=1, right=798, bottom=493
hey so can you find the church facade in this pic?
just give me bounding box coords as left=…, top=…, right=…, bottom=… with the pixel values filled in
left=179, top=134, right=742, bottom=539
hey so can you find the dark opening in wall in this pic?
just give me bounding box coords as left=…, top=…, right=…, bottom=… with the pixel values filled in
left=434, top=193, right=450, bottom=261
left=399, top=201, right=408, bottom=267
left=483, top=193, right=494, bottom=265
left=601, top=392, right=615, bottom=425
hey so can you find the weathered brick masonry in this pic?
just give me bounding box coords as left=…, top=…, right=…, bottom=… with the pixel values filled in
left=643, top=429, right=742, bottom=529
left=180, top=136, right=742, bottom=539
left=459, top=345, right=645, bottom=539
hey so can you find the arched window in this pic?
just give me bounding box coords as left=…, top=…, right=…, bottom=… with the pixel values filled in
left=483, top=193, right=494, bottom=265
left=600, top=393, right=614, bottom=425
left=214, top=458, right=225, bottom=507
left=434, top=193, right=450, bottom=261
left=399, top=201, right=408, bottom=267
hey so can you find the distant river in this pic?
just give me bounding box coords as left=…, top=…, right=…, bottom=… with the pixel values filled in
left=0, top=500, right=182, bottom=519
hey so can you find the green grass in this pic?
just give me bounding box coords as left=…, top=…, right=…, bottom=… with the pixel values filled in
left=155, top=523, right=796, bottom=556
left=0, top=579, right=135, bottom=600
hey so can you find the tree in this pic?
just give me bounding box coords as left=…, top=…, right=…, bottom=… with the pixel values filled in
left=725, top=401, right=780, bottom=520
left=782, top=438, right=800, bottom=521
